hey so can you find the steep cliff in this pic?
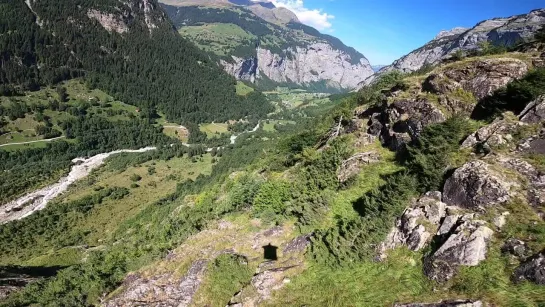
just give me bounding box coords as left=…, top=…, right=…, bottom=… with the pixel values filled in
left=380, top=8, right=545, bottom=74
left=160, top=1, right=374, bottom=92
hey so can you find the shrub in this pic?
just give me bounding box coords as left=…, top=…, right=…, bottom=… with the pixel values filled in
left=253, top=180, right=291, bottom=216
left=130, top=174, right=142, bottom=182
left=401, top=116, right=477, bottom=192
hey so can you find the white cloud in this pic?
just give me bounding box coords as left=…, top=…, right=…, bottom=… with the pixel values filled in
left=255, top=0, right=334, bottom=31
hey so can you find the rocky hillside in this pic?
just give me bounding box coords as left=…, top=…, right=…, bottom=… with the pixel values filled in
left=378, top=8, right=545, bottom=75
left=160, top=0, right=374, bottom=92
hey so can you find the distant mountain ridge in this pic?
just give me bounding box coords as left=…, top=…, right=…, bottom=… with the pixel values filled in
left=374, top=8, right=545, bottom=78
left=160, top=0, right=374, bottom=92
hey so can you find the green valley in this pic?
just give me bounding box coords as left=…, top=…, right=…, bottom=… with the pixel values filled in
left=1, top=1, right=545, bottom=307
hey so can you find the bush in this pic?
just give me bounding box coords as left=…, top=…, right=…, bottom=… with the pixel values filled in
left=311, top=172, right=417, bottom=265
left=253, top=180, right=291, bottom=216
left=401, top=116, right=477, bottom=192
left=129, top=174, right=142, bottom=182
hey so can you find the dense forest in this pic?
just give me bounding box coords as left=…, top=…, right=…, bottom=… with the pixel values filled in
left=0, top=0, right=273, bottom=124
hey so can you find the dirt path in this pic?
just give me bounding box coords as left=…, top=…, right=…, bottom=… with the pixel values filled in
left=0, top=136, right=65, bottom=148
left=0, top=147, right=156, bottom=224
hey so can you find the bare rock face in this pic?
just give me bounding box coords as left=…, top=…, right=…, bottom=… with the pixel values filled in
left=442, top=160, right=515, bottom=209
left=221, top=43, right=374, bottom=90
left=381, top=192, right=446, bottom=253
left=520, top=95, right=545, bottom=124
left=380, top=8, right=545, bottom=74
left=87, top=9, right=129, bottom=34
left=513, top=251, right=545, bottom=285
left=395, top=300, right=484, bottom=307
left=104, top=259, right=209, bottom=307
left=367, top=99, right=445, bottom=150
left=424, top=217, right=494, bottom=282
left=423, top=58, right=528, bottom=100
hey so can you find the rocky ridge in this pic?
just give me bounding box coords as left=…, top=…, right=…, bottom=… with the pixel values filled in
left=377, top=9, right=545, bottom=75
left=344, top=46, right=545, bottom=305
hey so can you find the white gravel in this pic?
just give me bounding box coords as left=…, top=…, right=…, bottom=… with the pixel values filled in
left=0, top=147, right=156, bottom=224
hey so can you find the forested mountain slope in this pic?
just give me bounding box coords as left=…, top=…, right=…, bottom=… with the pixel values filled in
left=0, top=0, right=272, bottom=124
left=160, top=0, right=374, bottom=92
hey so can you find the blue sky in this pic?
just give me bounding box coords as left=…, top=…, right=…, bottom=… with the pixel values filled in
left=269, top=0, right=544, bottom=65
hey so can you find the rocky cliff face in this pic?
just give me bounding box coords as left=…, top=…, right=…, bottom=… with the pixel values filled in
left=379, top=9, right=545, bottom=75
left=221, top=43, right=373, bottom=90
left=161, top=1, right=374, bottom=91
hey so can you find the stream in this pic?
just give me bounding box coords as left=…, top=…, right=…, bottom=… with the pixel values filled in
left=0, top=147, right=156, bottom=224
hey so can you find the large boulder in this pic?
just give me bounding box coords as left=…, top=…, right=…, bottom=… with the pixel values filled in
left=424, top=217, right=494, bottom=282
left=513, top=251, right=545, bottom=285
left=442, top=160, right=515, bottom=209
left=381, top=192, right=446, bottom=253
left=519, top=95, right=545, bottom=124
left=461, top=119, right=522, bottom=150
left=423, top=58, right=528, bottom=100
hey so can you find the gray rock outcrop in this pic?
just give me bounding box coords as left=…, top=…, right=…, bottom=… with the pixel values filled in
left=520, top=95, right=545, bottom=123
left=337, top=152, right=380, bottom=183
left=442, top=160, right=515, bottom=209
left=366, top=98, right=445, bottom=150
left=423, top=58, right=528, bottom=100
left=502, top=238, right=530, bottom=260
left=381, top=192, right=446, bottom=254
left=462, top=119, right=522, bottom=150
left=513, top=251, right=545, bottom=285
left=424, top=217, right=494, bottom=282
left=104, top=259, right=209, bottom=307
left=379, top=9, right=545, bottom=74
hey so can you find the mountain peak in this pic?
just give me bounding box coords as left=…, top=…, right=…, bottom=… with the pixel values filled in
left=434, top=27, right=468, bottom=40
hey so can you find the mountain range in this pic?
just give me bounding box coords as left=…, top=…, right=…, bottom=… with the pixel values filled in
left=160, top=0, right=374, bottom=92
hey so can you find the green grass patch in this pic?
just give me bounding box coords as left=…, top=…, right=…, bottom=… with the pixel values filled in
left=236, top=81, right=254, bottom=96
left=178, top=23, right=256, bottom=56
left=199, top=123, right=230, bottom=138
left=193, top=254, right=254, bottom=307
